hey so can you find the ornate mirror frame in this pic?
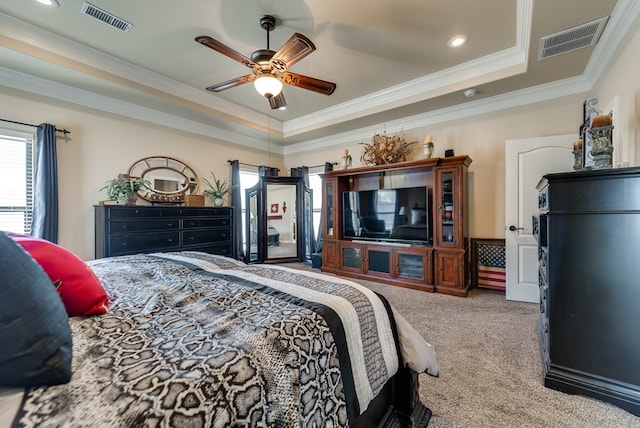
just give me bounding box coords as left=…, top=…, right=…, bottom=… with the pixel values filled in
left=128, top=156, right=198, bottom=203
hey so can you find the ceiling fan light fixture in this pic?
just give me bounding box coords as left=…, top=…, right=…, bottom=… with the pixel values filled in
left=254, top=75, right=283, bottom=98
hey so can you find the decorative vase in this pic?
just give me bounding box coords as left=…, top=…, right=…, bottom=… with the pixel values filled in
left=116, top=195, right=129, bottom=205
left=423, top=143, right=434, bottom=159
left=588, top=125, right=614, bottom=170
left=572, top=150, right=583, bottom=171
left=213, top=197, right=224, bottom=207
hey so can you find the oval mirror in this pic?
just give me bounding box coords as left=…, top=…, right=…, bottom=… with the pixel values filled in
left=128, top=156, right=198, bottom=203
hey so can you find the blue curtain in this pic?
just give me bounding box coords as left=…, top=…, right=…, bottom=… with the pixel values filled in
left=229, top=160, right=243, bottom=259
left=30, top=123, right=58, bottom=243
left=259, top=165, right=279, bottom=177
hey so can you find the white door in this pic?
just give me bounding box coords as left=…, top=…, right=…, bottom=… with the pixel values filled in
left=505, top=134, right=574, bottom=302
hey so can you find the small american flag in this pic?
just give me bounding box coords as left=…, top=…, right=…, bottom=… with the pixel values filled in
left=477, top=243, right=506, bottom=290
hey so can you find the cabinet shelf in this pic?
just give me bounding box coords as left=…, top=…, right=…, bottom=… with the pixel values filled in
left=321, top=156, right=471, bottom=296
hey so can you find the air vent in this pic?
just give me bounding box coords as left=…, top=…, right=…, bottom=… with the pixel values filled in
left=537, top=16, right=608, bottom=60
left=81, top=2, right=133, bottom=33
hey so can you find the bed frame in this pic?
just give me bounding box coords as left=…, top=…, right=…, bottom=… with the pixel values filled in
left=353, top=367, right=431, bottom=427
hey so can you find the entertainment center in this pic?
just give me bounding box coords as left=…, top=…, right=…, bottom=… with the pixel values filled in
left=321, top=155, right=472, bottom=296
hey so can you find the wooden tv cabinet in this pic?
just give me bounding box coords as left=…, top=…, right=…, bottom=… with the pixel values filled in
left=321, top=156, right=472, bottom=296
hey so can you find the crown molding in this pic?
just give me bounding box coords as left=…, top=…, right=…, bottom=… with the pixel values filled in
left=283, top=0, right=534, bottom=138
left=582, top=0, right=640, bottom=83
left=0, top=11, right=283, bottom=134
left=0, top=66, right=282, bottom=154
left=283, top=46, right=527, bottom=138
left=284, top=75, right=592, bottom=155
left=287, top=0, right=640, bottom=156
left=1, top=0, right=633, bottom=158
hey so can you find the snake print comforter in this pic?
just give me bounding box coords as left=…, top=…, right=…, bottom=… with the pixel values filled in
left=13, top=252, right=402, bottom=427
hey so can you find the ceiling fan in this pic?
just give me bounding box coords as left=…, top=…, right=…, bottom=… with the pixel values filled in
left=195, top=15, right=336, bottom=110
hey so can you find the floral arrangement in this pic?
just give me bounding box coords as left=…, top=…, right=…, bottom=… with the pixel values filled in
left=360, top=131, right=417, bottom=165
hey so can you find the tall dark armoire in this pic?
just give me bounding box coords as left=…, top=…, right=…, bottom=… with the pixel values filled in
left=534, top=167, right=640, bottom=416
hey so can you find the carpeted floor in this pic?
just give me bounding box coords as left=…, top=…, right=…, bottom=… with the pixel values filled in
left=284, top=263, right=640, bottom=428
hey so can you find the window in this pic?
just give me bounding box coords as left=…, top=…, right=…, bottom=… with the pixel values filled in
left=308, top=170, right=323, bottom=238
left=0, top=130, right=34, bottom=234
left=239, top=169, right=260, bottom=251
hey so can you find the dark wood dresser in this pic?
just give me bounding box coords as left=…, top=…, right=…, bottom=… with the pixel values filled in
left=95, top=205, right=234, bottom=259
left=534, top=167, right=640, bottom=416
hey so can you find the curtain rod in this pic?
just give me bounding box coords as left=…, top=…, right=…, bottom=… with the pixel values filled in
left=228, top=160, right=262, bottom=168
left=0, top=118, right=70, bottom=135
left=228, top=160, right=338, bottom=169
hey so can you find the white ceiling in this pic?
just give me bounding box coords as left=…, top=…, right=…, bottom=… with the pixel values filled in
left=0, top=0, right=637, bottom=154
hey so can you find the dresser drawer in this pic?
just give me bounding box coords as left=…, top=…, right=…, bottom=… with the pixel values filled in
left=109, top=232, right=180, bottom=255
left=109, top=219, right=180, bottom=233
left=95, top=205, right=235, bottom=259
left=184, top=242, right=233, bottom=256
left=183, top=218, right=231, bottom=229
left=164, top=207, right=231, bottom=217
left=184, top=229, right=231, bottom=246
left=108, top=207, right=163, bottom=219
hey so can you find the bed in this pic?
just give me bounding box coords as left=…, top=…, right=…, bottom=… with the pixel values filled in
left=0, top=232, right=438, bottom=427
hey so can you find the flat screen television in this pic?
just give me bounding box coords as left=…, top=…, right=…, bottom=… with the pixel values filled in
left=342, top=187, right=431, bottom=244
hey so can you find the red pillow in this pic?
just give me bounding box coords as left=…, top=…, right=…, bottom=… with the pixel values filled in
left=11, top=236, right=108, bottom=317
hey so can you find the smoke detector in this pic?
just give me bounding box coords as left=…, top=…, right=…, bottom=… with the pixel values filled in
left=463, top=88, right=477, bottom=98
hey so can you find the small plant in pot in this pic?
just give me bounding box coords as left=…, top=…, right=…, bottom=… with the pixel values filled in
left=202, top=172, right=235, bottom=207
left=101, top=173, right=152, bottom=205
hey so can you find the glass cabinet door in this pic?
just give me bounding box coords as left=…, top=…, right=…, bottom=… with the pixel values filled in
left=397, top=252, right=424, bottom=280
left=324, top=180, right=335, bottom=237
left=342, top=246, right=362, bottom=270
left=437, top=169, right=457, bottom=246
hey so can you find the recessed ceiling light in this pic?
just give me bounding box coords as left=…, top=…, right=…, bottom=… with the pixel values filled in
left=447, top=34, right=469, bottom=48
left=35, top=0, right=60, bottom=7
left=463, top=88, right=477, bottom=98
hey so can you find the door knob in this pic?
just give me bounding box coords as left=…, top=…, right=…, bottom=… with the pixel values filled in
left=508, top=225, right=524, bottom=231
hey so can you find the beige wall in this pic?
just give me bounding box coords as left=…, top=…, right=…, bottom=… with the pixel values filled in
left=591, top=14, right=640, bottom=167
left=287, top=17, right=640, bottom=240
left=2, top=16, right=638, bottom=257
left=286, top=95, right=585, bottom=240
left=0, top=88, right=283, bottom=260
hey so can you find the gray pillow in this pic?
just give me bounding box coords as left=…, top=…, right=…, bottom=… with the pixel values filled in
left=0, top=232, right=72, bottom=387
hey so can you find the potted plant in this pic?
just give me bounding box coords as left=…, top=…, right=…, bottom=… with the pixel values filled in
left=202, top=172, right=235, bottom=207
left=101, top=173, right=152, bottom=205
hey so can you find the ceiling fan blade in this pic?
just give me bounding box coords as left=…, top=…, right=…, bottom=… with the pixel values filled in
left=195, top=36, right=257, bottom=69
left=268, top=92, right=287, bottom=110
left=282, top=72, right=336, bottom=95
left=270, top=33, right=316, bottom=71
left=205, top=75, right=256, bottom=92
